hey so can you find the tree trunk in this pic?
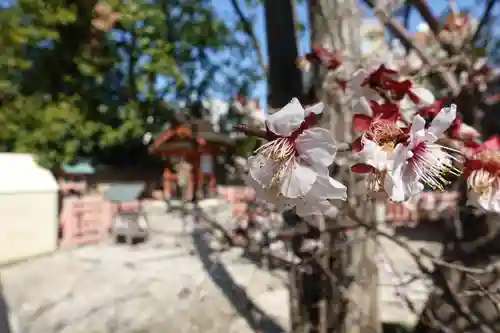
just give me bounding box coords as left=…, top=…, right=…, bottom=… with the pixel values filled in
left=264, top=0, right=303, bottom=110
left=308, top=0, right=382, bottom=332
left=264, top=0, right=381, bottom=331
left=263, top=1, right=310, bottom=332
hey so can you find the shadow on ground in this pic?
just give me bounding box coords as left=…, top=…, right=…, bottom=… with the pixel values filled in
left=192, top=229, right=285, bottom=333
left=394, top=222, right=445, bottom=242
left=0, top=282, right=12, bottom=333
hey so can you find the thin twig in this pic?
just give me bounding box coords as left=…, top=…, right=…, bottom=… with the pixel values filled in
left=409, top=0, right=460, bottom=55
left=233, top=124, right=352, bottom=152
left=363, top=0, right=461, bottom=95
left=228, top=0, right=267, bottom=77
left=233, top=124, right=267, bottom=139
left=471, top=0, right=497, bottom=43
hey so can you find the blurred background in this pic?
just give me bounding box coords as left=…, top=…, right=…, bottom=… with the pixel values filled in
left=0, top=0, right=500, bottom=333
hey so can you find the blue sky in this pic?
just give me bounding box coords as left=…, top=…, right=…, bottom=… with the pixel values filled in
left=211, top=0, right=485, bottom=109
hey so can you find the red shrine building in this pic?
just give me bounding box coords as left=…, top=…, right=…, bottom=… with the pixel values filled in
left=149, top=118, right=232, bottom=200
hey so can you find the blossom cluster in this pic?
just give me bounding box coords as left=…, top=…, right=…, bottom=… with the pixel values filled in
left=463, top=135, right=500, bottom=213
left=243, top=58, right=500, bottom=217
left=245, top=99, right=347, bottom=217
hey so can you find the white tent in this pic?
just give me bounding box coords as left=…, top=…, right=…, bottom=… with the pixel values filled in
left=0, top=154, right=59, bottom=264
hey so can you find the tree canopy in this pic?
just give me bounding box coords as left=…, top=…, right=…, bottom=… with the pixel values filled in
left=0, top=0, right=262, bottom=168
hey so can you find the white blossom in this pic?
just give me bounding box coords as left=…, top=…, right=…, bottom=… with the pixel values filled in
left=464, top=137, right=500, bottom=213
left=248, top=98, right=343, bottom=200
left=389, top=105, right=460, bottom=201
left=399, top=87, right=435, bottom=122
left=354, top=136, right=406, bottom=201
left=466, top=169, right=500, bottom=214
left=245, top=166, right=346, bottom=217
left=347, top=60, right=384, bottom=114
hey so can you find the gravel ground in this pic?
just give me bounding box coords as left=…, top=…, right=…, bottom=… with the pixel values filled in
left=0, top=202, right=289, bottom=333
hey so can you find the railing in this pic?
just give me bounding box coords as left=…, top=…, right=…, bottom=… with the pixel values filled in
left=216, top=186, right=256, bottom=216
left=217, top=186, right=459, bottom=224
left=59, top=195, right=112, bottom=249
left=58, top=196, right=149, bottom=249
left=386, top=191, right=459, bottom=225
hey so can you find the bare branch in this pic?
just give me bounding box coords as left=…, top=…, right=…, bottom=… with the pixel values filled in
left=402, top=4, right=412, bottom=54
left=232, top=124, right=352, bottom=151
left=471, top=0, right=498, bottom=43
left=233, top=124, right=267, bottom=139
left=409, top=0, right=460, bottom=55
left=363, top=0, right=461, bottom=95
left=228, top=0, right=267, bottom=77
left=438, top=269, right=496, bottom=333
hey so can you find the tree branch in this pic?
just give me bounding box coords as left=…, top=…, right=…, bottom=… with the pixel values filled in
left=471, top=0, right=498, bottom=43
left=403, top=4, right=412, bottom=54
left=363, top=0, right=461, bottom=96
left=409, top=0, right=460, bottom=55
left=228, top=0, right=267, bottom=77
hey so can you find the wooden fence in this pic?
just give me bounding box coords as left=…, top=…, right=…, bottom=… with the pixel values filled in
left=217, top=186, right=459, bottom=223
left=57, top=189, right=460, bottom=249
left=58, top=196, right=148, bottom=249
left=387, top=191, right=459, bottom=225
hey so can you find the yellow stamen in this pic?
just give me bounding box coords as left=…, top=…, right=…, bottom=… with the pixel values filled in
left=254, top=138, right=296, bottom=190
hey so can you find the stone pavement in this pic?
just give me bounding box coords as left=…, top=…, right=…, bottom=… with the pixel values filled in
left=0, top=198, right=444, bottom=333
left=0, top=201, right=289, bottom=333
left=376, top=224, right=442, bottom=325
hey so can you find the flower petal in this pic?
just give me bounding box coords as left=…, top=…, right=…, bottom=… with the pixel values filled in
left=351, top=136, right=363, bottom=152
left=295, top=199, right=332, bottom=217
left=280, top=162, right=317, bottom=198
left=402, top=168, right=424, bottom=199
left=273, top=197, right=297, bottom=213
left=384, top=171, right=406, bottom=202
left=401, top=88, right=435, bottom=122
left=410, top=114, right=427, bottom=145
left=457, top=123, right=480, bottom=140
left=467, top=188, right=500, bottom=214
left=347, top=69, right=367, bottom=93
left=358, top=137, right=388, bottom=169
left=244, top=173, right=297, bottom=211
left=243, top=173, right=266, bottom=199
left=411, top=114, right=426, bottom=134
left=266, top=98, right=305, bottom=136
left=427, top=104, right=456, bottom=141
left=386, top=144, right=410, bottom=202
left=325, top=177, right=348, bottom=200
left=386, top=162, right=423, bottom=203
left=464, top=140, right=483, bottom=154
left=411, top=87, right=435, bottom=105
left=399, top=96, right=417, bottom=121
left=248, top=155, right=276, bottom=186
left=295, top=128, right=337, bottom=172
left=352, top=114, right=373, bottom=131
left=484, top=135, right=500, bottom=151
left=307, top=175, right=347, bottom=200
left=305, top=102, right=324, bottom=115
left=392, top=151, right=423, bottom=203
left=353, top=97, right=372, bottom=116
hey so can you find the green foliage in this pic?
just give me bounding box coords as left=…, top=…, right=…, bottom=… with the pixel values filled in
left=471, top=47, right=488, bottom=61
left=0, top=0, right=260, bottom=168
left=236, top=136, right=259, bottom=157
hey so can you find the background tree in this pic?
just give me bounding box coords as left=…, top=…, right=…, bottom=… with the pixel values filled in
left=0, top=0, right=262, bottom=168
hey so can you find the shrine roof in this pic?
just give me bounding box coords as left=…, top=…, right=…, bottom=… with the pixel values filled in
left=61, top=160, right=95, bottom=175
left=149, top=119, right=233, bottom=154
